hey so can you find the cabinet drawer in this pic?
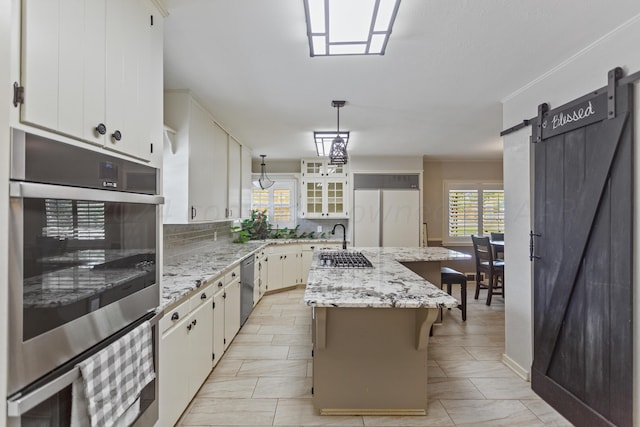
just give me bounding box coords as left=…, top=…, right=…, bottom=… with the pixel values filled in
left=225, top=265, right=240, bottom=284
left=160, top=299, right=190, bottom=334
left=189, top=283, right=214, bottom=311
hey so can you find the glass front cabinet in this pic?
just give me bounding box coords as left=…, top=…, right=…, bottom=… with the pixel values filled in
left=301, top=159, right=348, bottom=178
left=300, top=178, right=349, bottom=219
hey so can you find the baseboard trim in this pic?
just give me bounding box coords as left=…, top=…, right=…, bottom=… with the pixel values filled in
left=502, top=353, right=530, bottom=381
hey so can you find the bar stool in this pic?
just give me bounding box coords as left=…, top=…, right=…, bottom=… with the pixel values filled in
left=440, top=267, right=467, bottom=321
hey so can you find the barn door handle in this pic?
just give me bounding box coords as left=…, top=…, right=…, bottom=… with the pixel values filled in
left=529, top=230, right=541, bottom=261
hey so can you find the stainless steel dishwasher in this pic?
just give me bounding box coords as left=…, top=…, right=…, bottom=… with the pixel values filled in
left=240, top=255, right=255, bottom=325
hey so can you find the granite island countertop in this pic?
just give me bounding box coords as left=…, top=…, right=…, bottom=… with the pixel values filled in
left=304, top=247, right=470, bottom=309
left=161, top=238, right=345, bottom=309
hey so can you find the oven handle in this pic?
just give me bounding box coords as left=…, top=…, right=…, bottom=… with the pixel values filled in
left=9, top=181, right=165, bottom=204
left=7, top=367, right=80, bottom=417
left=7, top=310, right=161, bottom=417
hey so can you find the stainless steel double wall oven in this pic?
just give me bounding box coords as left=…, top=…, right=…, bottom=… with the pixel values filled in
left=7, top=129, right=163, bottom=425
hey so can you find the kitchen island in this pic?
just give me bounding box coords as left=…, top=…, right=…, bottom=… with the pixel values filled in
left=304, top=247, right=469, bottom=416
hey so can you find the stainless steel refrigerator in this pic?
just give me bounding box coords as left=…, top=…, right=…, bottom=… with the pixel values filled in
left=352, top=174, right=421, bottom=247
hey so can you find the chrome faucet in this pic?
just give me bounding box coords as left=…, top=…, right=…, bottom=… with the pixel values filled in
left=331, top=223, right=347, bottom=250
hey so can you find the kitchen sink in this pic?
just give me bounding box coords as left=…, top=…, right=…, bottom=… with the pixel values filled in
left=319, top=251, right=373, bottom=268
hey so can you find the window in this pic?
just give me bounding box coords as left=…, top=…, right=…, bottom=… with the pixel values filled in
left=251, top=180, right=296, bottom=229
left=444, top=181, right=504, bottom=244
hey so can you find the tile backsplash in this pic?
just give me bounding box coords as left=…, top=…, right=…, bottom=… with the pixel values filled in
left=164, top=221, right=234, bottom=250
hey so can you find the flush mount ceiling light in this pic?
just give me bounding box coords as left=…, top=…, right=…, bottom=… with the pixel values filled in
left=314, top=131, right=350, bottom=157
left=303, top=0, right=401, bottom=56
left=253, top=155, right=274, bottom=189
left=328, top=100, right=348, bottom=165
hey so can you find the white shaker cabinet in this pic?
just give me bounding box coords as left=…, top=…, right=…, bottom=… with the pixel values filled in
left=159, top=284, right=214, bottom=427
left=224, top=270, right=241, bottom=350
left=212, top=284, right=225, bottom=367
left=266, top=245, right=303, bottom=291
left=241, top=145, right=253, bottom=219
left=227, top=136, right=242, bottom=219
left=20, top=0, right=161, bottom=161
left=163, top=91, right=228, bottom=223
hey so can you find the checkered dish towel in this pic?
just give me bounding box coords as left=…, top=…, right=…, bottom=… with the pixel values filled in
left=76, top=321, right=155, bottom=427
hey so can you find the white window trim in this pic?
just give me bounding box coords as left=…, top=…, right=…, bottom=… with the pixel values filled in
left=443, top=180, right=504, bottom=246
left=251, top=174, right=298, bottom=229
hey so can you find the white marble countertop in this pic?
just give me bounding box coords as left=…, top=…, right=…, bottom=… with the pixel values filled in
left=161, top=238, right=344, bottom=309
left=304, top=247, right=470, bottom=309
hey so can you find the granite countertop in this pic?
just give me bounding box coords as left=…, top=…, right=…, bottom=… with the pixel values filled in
left=161, top=238, right=345, bottom=309
left=304, top=247, right=470, bottom=309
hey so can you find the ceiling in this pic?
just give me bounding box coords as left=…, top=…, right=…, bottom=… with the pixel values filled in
left=163, top=0, right=640, bottom=161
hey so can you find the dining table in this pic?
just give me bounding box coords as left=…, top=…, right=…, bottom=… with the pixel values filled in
left=490, top=240, right=504, bottom=259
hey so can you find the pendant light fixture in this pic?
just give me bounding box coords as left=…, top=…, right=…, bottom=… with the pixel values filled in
left=329, top=100, right=348, bottom=165
left=253, top=154, right=274, bottom=189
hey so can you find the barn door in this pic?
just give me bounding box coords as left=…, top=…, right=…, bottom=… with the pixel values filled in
left=531, top=72, right=633, bottom=427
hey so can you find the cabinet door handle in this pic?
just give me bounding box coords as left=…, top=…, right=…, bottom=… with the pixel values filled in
left=95, top=123, right=107, bottom=135
left=200, top=293, right=207, bottom=300
left=192, top=319, right=197, bottom=326
left=191, top=206, right=197, bottom=219
left=111, top=130, right=122, bottom=141
left=218, top=281, right=223, bottom=287
left=232, top=272, right=236, bottom=278
left=187, top=324, right=192, bottom=331
left=171, top=312, right=179, bottom=321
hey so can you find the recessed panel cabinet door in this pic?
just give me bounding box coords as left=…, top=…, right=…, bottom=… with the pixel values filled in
left=159, top=316, right=190, bottom=427
left=21, top=0, right=106, bottom=143
left=224, top=280, right=241, bottom=349
left=227, top=137, right=242, bottom=219
left=187, top=300, right=214, bottom=398
left=105, top=0, right=152, bottom=159
left=188, top=100, right=218, bottom=222
left=213, top=287, right=225, bottom=367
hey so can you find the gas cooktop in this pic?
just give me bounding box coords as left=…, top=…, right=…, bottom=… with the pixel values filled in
left=318, top=251, right=373, bottom=268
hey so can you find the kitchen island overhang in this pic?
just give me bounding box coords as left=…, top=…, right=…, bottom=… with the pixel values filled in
left=304, top=247, right=469, bottom=416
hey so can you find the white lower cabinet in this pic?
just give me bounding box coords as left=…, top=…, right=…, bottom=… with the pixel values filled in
left=266, top=245, right=304, bottom=291
left=224, top=274, right=241, bottom=350
left=159, top=285, right=213, bottom=427
left=212, top=285, right=225, bottom=367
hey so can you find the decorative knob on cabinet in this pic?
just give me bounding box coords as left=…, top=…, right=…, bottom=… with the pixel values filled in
left=200, top=293, right=207, bottom=300
left=171, top=312, right=179, bottom=321
left=112, top=130, right=122, bottom=141
left=95, top=123, right=107, bottom=135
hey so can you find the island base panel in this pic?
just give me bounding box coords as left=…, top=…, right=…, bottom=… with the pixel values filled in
left=312, top=307, right=438, bottom=415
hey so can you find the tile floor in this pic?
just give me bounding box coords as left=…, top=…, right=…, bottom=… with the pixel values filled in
left=177, top=287, right=573, bottom=426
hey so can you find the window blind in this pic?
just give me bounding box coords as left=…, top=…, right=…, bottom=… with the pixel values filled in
left=482, top=190, right=504, bottom=233
left=448, top=190, right=479, bottom=237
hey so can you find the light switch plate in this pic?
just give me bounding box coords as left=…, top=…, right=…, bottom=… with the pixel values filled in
left=317, top=225, right=322, bottom=233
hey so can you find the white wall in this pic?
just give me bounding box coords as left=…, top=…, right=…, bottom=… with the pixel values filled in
left=502, top=12, right=640, bottom=421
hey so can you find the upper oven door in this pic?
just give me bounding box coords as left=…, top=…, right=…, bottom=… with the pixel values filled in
left=8, top=182, right=163, bottom=395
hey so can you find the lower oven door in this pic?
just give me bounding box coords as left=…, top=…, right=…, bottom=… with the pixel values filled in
left=7, top=313, right=159, bottom=427
left=8, top=182, right=163, bottom=395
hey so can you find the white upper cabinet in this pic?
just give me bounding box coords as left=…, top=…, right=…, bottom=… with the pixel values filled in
left=301, top=158, right=348, bottom=178
left=164, top=91, right=227, bottom=223
left=20, top=0, right=160, bottom=161
left=164, top=90, right=256, bottom=224
left=227, top=136, right=241, bottom=219
left=241, top=145, right=253, bottom=219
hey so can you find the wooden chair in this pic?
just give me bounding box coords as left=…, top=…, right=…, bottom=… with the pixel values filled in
left=490, top=232, right=504, bottom=260
left=440, top=267, right=467, bottom=321
left=471, top=235, right=504, bottom=305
